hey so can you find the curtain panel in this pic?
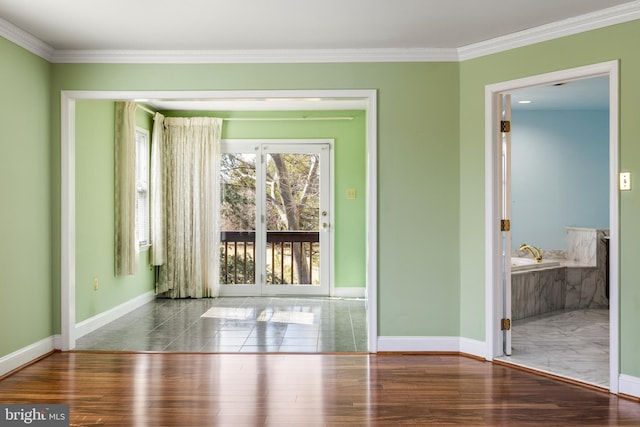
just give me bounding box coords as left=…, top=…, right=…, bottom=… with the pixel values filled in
left=114, top=101, right=139, bottom=276
left=149, top=112, right=165, bottom=267
left=152, top=117, right=223, bottom=298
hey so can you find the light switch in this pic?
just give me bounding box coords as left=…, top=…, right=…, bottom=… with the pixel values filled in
left=346, top=188, right=357, bottom=200
left=620, top=172, right=631, bottom=191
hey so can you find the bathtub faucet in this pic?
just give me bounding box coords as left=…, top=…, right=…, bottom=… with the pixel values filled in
left=519, top=243, right=542, bottom=263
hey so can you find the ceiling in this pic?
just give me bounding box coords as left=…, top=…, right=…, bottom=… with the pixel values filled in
left=0, top=0, right=635, bottom=52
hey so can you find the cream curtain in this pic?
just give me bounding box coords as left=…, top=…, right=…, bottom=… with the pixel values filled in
left=149, top=112, right=165, bottom=267
left=153, top=117, right=223, bottom=298
left=114, top=101, right=139, bottom=276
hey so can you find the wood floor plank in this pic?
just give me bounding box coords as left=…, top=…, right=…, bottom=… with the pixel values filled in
left=0, top=352, right=639, bottom=426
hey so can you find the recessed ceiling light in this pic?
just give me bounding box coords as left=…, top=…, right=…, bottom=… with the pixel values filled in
left=517, top=100, right=532, bottom=104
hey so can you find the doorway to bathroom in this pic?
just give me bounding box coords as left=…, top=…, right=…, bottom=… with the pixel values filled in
left=484, top=61, right=619, bottom=392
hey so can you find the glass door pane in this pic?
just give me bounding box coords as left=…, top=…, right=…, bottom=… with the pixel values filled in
left=264, top=152, right=321, bottom=287
left=220, top=151, right=257, bottom=286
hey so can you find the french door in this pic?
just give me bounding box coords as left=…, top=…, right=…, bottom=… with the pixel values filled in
left=219, top=140, right=332, bottom=296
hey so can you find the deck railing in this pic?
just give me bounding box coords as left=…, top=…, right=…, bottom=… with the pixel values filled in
left=220, top=230, right=319, bottom=285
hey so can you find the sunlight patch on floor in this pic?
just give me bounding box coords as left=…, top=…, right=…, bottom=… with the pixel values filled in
left=258, top=310, right=315, bottom=325
left=201, top=307, right=255, bottom=320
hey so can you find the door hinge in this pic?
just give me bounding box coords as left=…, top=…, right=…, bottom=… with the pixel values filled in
left=501, top=219, right=511, bottom=232
left=501, top=318, right=511, bottom=331
left=500, top=120, right=511, bottom=133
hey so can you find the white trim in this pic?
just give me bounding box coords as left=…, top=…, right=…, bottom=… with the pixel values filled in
left=378, top=336, right=485, bottom=359
left=332, top=287, right=366, bottom=298
left=75, top=291, right=155, bottom=339
left=608, top=64, right=621, bottom=395
left=0, top=16, right=54, bottom=60
left=61, top=89, right=378, bottom=353
left=378, top=336, right=460, bottom=352
left=51, top=48, right=458, bottom=64
left=460, top=337, right=487, bottom=359
left=365, top=93, right=378, bottom=353
left=619, top=374, right=640, bottom=399
left=484, top=61, right=620, bottom=393
left=459, top=2, right=640, bottom=61
left=0, top=336, right=56, bottom=377
left=53, top=334, right=62, bottom=350
left=61, top=92, right=75, bottom=351
left=2, top=3, right=639, bottom=64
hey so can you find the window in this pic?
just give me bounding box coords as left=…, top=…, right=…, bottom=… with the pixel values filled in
left=135, top=127, right=150, bottom=249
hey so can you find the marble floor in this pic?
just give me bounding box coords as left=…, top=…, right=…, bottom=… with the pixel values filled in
left=496, top=308, right=609, bottom=388
left=75, top=296, right=368, bottom=353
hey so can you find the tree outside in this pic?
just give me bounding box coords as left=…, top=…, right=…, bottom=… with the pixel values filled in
left=220, top=151, right=320, bottom=285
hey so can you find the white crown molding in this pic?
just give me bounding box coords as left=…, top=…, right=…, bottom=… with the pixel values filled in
left=50, top=47, right=457, bottom=64
left=2, top=2, right=640, bottom=64
left=459, top=1, right=640, bottom=61
left=0, top=15, right=53, bottom=61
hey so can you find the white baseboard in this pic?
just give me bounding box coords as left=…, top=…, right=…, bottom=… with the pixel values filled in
left=377, top=336, right=486, bottom=359
left=75, top=290, right=155, bottom=339
left=332, top=287, right=365, bottom=298
left=0, top=336, right=56, bottom=377
left=619, top=374, right=640, bottom=399
left=459, top=337, right=486, bottom=357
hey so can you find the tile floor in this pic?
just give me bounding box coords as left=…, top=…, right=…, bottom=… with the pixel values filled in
left=75, top=296, right=368, bottom=353
left=497, top=308, right=609, bottom=388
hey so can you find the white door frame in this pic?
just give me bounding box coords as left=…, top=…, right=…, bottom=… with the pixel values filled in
left=484, top=61, right=619, bottom=392
left=60, top=89, right=378, bottom=353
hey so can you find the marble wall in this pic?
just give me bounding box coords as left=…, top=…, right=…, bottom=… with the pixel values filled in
left=565, top=227, right=609, bottom=310
left=566, top=227, right=600, bottom=266
left=511, top=227, right=609, bottom=320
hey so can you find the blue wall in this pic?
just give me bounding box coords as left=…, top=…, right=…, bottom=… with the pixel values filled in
left=511, top=109, right=609, bottom=250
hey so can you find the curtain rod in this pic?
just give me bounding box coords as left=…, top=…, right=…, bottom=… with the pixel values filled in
left=224, top=116, right=354, bottom=121
left=136, top=104, right=156, bottom=116
left=135, top=104, right=353, bottom=121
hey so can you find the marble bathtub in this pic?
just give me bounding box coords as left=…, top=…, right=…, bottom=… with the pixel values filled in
left=511, top=262, right=565, bottom=320
left=510, top=228, right=609, bottom=320
left=511, top=257, right=561, bottom=272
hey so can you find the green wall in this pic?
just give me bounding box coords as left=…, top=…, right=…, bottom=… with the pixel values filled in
left=459, top=20, right=640, bottom=377
left=0, top=37, right=52, bottom=356
left=161, top=109, right=367, bottom=289
left=75, top=101, right=154, bottom=323
left=50, top=62, right=462, bottom=337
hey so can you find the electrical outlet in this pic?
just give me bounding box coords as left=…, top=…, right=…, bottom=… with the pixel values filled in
left=93, top=277, right=99, bottom=291
left=620, top=172, right=631, bottom=191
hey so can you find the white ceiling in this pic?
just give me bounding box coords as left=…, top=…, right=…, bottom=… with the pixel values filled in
left=0, top=0, right=636, bottom=52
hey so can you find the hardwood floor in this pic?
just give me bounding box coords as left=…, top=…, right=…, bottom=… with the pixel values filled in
left=1, top=352, right=639, bottom=426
